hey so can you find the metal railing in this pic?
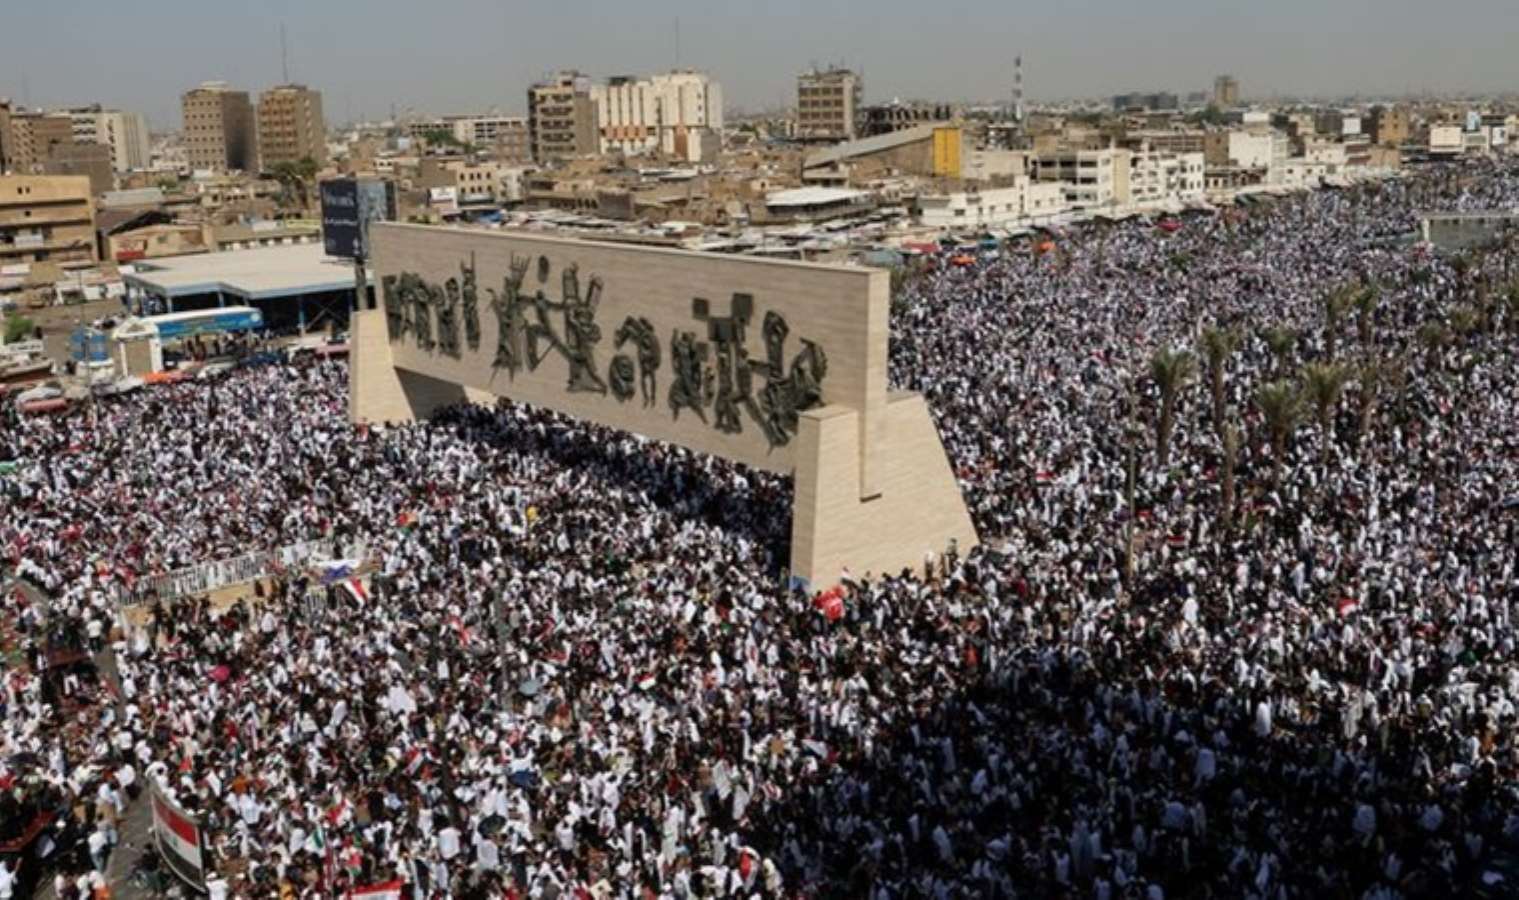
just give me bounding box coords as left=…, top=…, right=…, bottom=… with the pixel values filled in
left=114, top=537, right=369, bottom=607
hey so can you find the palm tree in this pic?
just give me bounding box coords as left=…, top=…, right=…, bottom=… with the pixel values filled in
left=1197, top=327, right=1239, bottom=436
left=1416, top=322, right=1447, bottom=372
left=1255, top=380, right=1303, bottom=486
left=1322, top=285, right=1357, bottom=361
left=1220, top=419, right=1240, bottom=531
left=1353, top=358, right=1390, bottom=450
left=1149, top=347, right=1197, bottom=469
left=1261, top=326, right=1297, bottom=378
left=1448, top=306, right=1479, bottom=343
left=1354, top=285, right=1380, bottom=348
left=1504, top=283, right=1519, bottom=336
left=1301, top=362, right=1351, bottom=468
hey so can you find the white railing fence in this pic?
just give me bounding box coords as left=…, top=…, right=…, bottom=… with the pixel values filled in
left=114, top=537, right=369, bottom=607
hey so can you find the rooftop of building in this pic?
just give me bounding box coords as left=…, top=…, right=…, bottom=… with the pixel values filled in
left=123, top=243, right=362, bottom=301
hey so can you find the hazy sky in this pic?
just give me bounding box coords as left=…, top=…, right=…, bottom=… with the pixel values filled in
left=3, top=0, right=1516, bottom=129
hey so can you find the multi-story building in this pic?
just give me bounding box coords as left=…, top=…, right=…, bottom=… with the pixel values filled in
left=1212, top=75, right=1240, bottom=109
left=181, top=82, right=256, bottom=172
left=527, top=71, right=599, bottom=162
left=417, top=157, right=509, bottom=206
left=42, top=143, right=114, bottom=195
left=59, top=106, right=152, bottom=173
left=1122, top=130, right=1208, bottom=156
left=796, top=68, right=863, bottom=141
left=257, top=84, right=327, bottom=170
left=427, top=115, right=531, bottom=161
left=0, top=174, right=97, bottom=264
left=862, top=101, right=956, bottom=137
left=911, top=179, right=1066, bottom=229
left=3, top=111, right=75, bottom=174
left=0, top=99, right=10, bottom=172
left=1368, top=106, right=1410, bottom=147
left=1033, top=148, right=1132, bottom=210
left=1204, top=128, right=1287, bottom=171
left=1128, top=151, right=1205, bottom=205
left=1112, top=92, right=1179, bottom=112
left=590, top=71, right=724, bottom=162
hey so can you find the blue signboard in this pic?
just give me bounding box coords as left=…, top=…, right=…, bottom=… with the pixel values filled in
left=68, top=327, right=109, bottom=363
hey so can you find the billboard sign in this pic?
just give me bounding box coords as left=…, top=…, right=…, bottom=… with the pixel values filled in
left=68, top=327, right=109, bottom=363
left=321, top=177, right=397, bottom=259
left=151, top=780, right=208, bottom=891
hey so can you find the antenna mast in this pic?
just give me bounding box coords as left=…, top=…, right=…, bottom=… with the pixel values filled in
left=280, top=23, right=289, bottom=83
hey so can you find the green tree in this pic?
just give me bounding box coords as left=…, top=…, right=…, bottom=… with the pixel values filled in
left=1261, top=326, right=1297, bottom=378
left=1255, top=380, right=1304, bottom=486
left=1149, top=347, right=1197, bottom=468
left=1198, top=326, right=1240, bottom=437
left=1354, top=285, right=1380, bottom=348
left=1416, top=322, right=1448, bottom=372
left=1448, top=306, right=1480, bottom=342
left=1301, top=362, right=1351, bottom=468
left=4, top=315, right=36, bottom=344
left=269, top=156, right=321, bottom=212
left=1220, top=419, right=1240, bottom=531
left=1322, top=284, right=1357, bottom=361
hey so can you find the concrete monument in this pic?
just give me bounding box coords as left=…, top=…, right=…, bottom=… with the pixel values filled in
left=352, top=223, right=976, bottom=587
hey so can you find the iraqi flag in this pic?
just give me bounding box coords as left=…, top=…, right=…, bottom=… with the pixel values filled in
left=341, top=578, right=368, bottom=603
left=151, top=789, right=206, bottom=889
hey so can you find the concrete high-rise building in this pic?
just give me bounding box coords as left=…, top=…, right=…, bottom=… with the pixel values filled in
left=3, top=111, right=75, bottom=174
left=43, top=143, right=114, bottom=196
left=256, top=84, right=327, bottom=170
left=59, top=106, right=152, bottom=173
left=0, top=99, right=11, bottom=173
left=528, top=72, right=599, bottom=163
left=1368, top=106, right=1410, bottom=148
left=1213, top=75, right=1240, bottom=109
left=0, top=174, right=97, bottom=264
left=181, top=82, right=256, bottom=172
left=590, top=71, right=724, bottom=162
left=796, top=68, right=864, bottom=141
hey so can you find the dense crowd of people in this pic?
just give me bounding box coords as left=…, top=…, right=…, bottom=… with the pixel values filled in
left=3, top=157, right=1519, bottom=899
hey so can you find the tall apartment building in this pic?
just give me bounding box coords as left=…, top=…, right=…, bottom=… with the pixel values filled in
left=0, top=174, right=97, bottom=264
left=527, top=72, right=599, bottom=163
left=591, top=71, right=724, bottom=162
left=1213, top=75, right=1240, bottom=109
left=0, top=100, right=10, bottom=172
left=43, top=143, right=114, bottom=195
left=181, top=82, right=257, bottom=172
left=3, top=111, right=75, bottom=174
left=256, top=84, right=327, bottom=170
left=59, top=106, right=151, bottom=173
left=796, top=68, right=864, bottom=141
left=1368, top=106, right=1410, bottom=147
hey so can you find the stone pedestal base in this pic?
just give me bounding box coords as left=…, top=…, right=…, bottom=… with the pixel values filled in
left=790, top=394, right=978, bottom=588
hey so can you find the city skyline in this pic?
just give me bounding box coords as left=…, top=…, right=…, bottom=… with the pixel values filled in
left=3, top=0, right=1518, bottom=129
